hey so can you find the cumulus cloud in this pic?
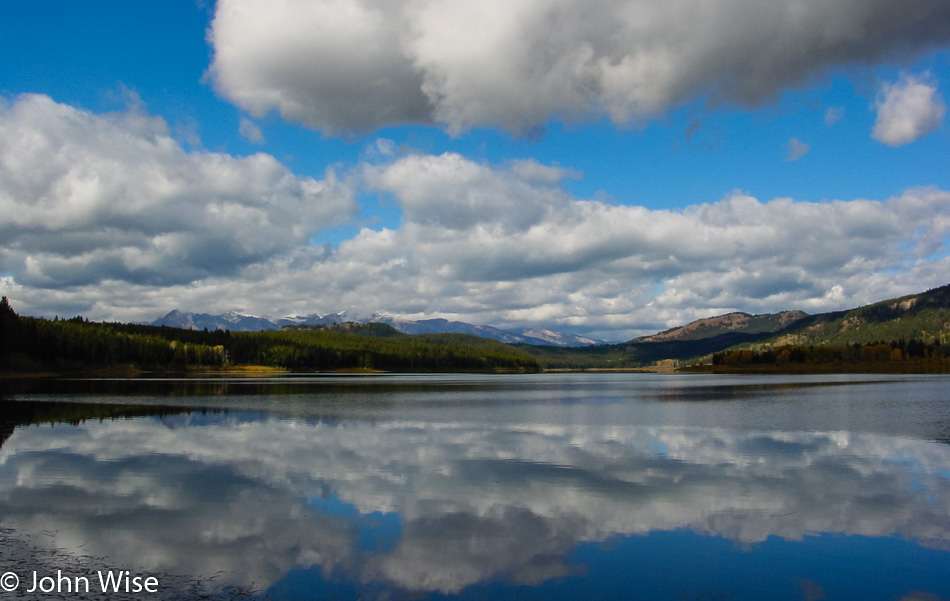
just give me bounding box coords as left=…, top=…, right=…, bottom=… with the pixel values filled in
left=207, top=0, right=430, bottom=133
left=872, top=73, right=946, bottom=146
left=2, top=106, right=948, bottom=337
left=207, top=0, right=950, bottom=134
left=0, top=94, right=356, bottom=289
left=351, top=153, right=949, bottom=335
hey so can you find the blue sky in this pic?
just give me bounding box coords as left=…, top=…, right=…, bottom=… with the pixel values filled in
left=1, top=0, right=948, bottom=339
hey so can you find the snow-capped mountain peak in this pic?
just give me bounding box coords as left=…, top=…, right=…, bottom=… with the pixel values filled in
left=150, top=310, right=603, bottom=347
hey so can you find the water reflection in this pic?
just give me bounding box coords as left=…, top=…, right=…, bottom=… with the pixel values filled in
left=2, top=386, right=950, bottom=599
left=6, top=373, right=950, bottom=441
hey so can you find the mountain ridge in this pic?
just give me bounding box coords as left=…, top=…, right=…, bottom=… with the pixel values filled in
left=631, top=310, right=809, bottom=343
left=634, top=283, right=950, bottom=359
left=518, top=283, right=950, bottom=369
left=150, top=310, right=605, bottom=347
left=150, top=283, right=950, bottom=356
left=153, top=309, right=348, bottom=332
left=751, top=284, right=950, bottom=349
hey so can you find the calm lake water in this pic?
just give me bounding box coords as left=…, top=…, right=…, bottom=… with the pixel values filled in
left=1, top=372, right=950, bottom=600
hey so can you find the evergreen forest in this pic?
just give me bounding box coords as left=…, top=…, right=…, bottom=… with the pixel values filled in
left=0, top=297, right=539, bottom=374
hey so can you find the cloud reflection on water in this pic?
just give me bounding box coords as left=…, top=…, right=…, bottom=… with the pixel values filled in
left=2, top=412, right=950, bottom=596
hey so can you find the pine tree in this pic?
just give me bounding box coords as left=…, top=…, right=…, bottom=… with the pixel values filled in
left=0, top=296, right=20, bottom=355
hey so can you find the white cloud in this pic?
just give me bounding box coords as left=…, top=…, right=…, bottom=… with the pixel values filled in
left=238, top=116, right=265, bottom=143
left=207, top=0, right=430, bottom=133
left=207, top=0, right=950, bottom=134
left=2, top=104, right=947, bottom=338
left=312, top=160, right=950, bottom=338
left=784, top=137, right=810, bottom=162
left=872, top=73, right=946, bottom=147
left=0, top=94, right=356, bottom=289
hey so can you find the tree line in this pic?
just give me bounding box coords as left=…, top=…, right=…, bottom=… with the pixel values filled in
left=0, top=298, right=539, bottom=374
left=709, top=340, right=950, bottom=372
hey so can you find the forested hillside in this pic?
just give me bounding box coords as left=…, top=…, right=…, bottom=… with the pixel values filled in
left=3, top=284, right=949, bottom=374
left=0, top=298, right=539, bottom=374
left=693, top=285, right=950, bottom=372
left=519, top=332, right=764, bottom=369
left=521, top=284, right=950, bottom=372
left=759, top=284, right=950, bottom=347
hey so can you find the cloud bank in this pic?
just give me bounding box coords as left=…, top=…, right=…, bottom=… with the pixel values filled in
left=1, top=96, right=948, bottom=338
left=208, top=0, right=950, bottom=134
left=0, top=94, right=355, bottom=288
left=4, top=410, right=950, bottom=594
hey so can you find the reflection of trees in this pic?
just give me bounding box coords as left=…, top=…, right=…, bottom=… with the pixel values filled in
left=2, top=375, right=520, bottom=401
left=0, top=399, right=198, bottom=451
left=2, top=415, right=950, bottom=596
left=651, top=378, right=886, bottom=402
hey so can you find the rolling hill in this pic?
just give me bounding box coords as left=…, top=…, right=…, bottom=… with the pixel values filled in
left=742, top=284, right=950, bottom=349
left=520, top=284, right=950, bottom=369
left=632, top=310, right=808, bottom=343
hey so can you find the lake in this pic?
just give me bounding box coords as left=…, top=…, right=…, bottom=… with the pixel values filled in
left=1, top=372, right=949, bottom=600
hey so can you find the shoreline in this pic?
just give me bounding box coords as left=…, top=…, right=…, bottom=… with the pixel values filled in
left=541, top=366, right=678, bottom=373
left=0, top=365, right=288, bottom=380
left=0, top=365, right=537, bottom=380
left=4, top=363, right=949, bottom=379
left=679, top=362, right=950, bottom=374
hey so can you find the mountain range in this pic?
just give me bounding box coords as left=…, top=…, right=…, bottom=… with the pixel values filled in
left=150, top=310, right=603, bottom=347
left=5, top=283, right=947, bottom=375
left=151, top=283, right=950, bottom=355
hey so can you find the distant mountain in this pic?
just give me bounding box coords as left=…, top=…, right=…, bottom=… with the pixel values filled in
left=631, top=310, right=809, bottom=343
left=631, top=284, right=950, bottom=358
left=150, top=310, right=604, bottom=347
left=372, top=316, right=606, bottom=346
left=637, top=283, right=950, bottom=362
left=523, top=284, right=950, bottom=369
left=520, top=328, right=602, bottom=347
left=375, top=317, right=544, bottom=344
left=151, top=309, right=347, bottom=332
